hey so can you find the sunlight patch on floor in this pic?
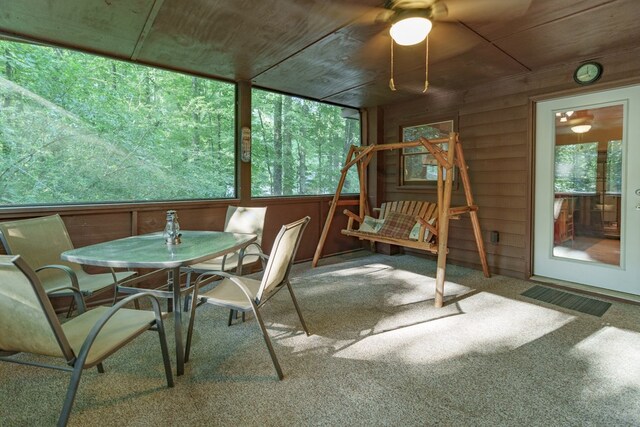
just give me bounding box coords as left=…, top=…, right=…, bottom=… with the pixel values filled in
left=571, top=326, right=640, bottom=396
left=553, top=246, right=595, bottom=262
left=331, top=292, right=575, bottom=365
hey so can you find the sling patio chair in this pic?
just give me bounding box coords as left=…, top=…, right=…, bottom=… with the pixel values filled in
left=0, top=214, right=135, bottom=315
left=185, top=216, right=311, bottom=380
left=183, top=206, right=267, bottom=278
left=182, top=206, right=267, bottom=320
left=0, top=254, right=174, bottom=427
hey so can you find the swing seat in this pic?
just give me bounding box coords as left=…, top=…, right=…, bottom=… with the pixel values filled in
left=313, top=132, right=490, bottom=307
left=341, top=201, right=440, bottom=253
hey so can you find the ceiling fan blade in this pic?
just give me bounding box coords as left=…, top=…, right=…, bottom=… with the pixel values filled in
left=354, top=28, right=392, bottom=66
left=434, top=0, right=533, bottom=22
left=428, top=21, right=482, bottom=63
left=274, top=0, right=387, bottom=27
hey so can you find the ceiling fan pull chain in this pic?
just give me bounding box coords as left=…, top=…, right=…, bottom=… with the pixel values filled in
left=423, top=35, right=429, bottom=93
left=389, top=37, right=396, bottom=91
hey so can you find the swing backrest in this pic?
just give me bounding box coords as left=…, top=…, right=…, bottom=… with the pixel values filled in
left=378, top=201, right=438, bottom=223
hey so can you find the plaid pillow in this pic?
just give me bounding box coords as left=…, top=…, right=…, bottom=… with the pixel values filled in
left=378, top=211, right=415, bottom=239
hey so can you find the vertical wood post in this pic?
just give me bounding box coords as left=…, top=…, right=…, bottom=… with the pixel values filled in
left=312, top=145, right=356, bottom=267
left=237, top=81, right=252, bottom=204
left=455, top=141, right=490, bottom=277
left=434, top=132, right=457, bottom=307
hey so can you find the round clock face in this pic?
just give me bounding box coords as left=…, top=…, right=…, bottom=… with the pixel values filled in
left=574, top=62, right=603, bottom=85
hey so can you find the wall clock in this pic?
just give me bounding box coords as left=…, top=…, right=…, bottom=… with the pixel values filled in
left=573, top=62, right=603, bottom=85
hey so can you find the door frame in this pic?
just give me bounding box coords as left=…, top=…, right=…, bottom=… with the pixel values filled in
left=530, top=83, right=640, bottom=295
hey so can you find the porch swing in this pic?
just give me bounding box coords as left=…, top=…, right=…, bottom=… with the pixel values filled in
left=312, top=132, right=490, bottom=307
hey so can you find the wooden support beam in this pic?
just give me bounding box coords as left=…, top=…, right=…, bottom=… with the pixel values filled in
left=448, top=205, right=478, bottom=216
left=313, top=145, right=356, bottom=267
left=315, top=131, right=489, bottom=310
left=341, top=144, right=375, bottom=173
left=419, top=137, right=452, bottom=169
left=455, top=141, right=490, bottom=278
left=434, top=132, right=457, bottom=308
left=331, top=200, right=359, bottom=206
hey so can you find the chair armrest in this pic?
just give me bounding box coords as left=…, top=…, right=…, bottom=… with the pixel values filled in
left=35, top=264, right=80, bottom=290
left=253, top=249, right=269, bottom=269
left=74, top=292, right=165, bottom=367
left=50, top=285, right=88, bottom=314
left=35, top=264, right=87, bottom=312
left=343, top=209, right=363, bottom=232
left=240, top=242, right=267, bottom=263
left=416, top=217, right=438, bottom=236
left=221, top=242, right=265, bottom=271
left=343, top=209, right=363, bottom=223
left=255, top=252, right=270, bottom=261
left=194, top=271, right=257, bottom=304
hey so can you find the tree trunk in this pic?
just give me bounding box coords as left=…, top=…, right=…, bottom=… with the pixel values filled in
left=257, top=110, right=274, bottom=194
left=273, top=95, right=283, bottom=196
left=282, top=96, right=293, bottom=195
left=3, top=47, right=13, bottom=108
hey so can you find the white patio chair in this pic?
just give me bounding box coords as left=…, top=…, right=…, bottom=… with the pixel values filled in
left=0, top=255, right=173, bottom=427
left=185, top=216, right=311, bottom=380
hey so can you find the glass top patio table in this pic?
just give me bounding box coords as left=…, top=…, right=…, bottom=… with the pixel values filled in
left=61, top=230, right=257, bottom=376
left=61, top=230, right=256, bottom=269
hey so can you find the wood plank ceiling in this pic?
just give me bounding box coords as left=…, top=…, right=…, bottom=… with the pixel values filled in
left=0, top=0, right=638, bottom=108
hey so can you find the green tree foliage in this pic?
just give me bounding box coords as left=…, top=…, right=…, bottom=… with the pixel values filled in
left=0, top=40, right=363, bottom=206
left=554, top=142, right=598, bottom=193
left=251, top=89, right=360, bottom=197
left=606, top=140, right=622, bottom=193
left=0, top=40, right=236, bottom=205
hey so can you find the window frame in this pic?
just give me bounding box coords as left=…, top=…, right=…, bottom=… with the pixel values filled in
left=398, top=118, right=457, bottom=188
left=249, top=86, right=362, bottom=198
left=0, top=37, right=238, bottom=208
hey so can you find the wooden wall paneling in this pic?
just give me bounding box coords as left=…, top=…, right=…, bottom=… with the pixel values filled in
left=262, top=198, right=361, bottom=262
left=461, top=132, right=528, bottom=150
left=382, top=46, right=640, bottom=281
left=62, top=212, right=132, bottom=248
left=472, top=170, right=527, bottom=185
left=460, top=105, right=529, bottom=127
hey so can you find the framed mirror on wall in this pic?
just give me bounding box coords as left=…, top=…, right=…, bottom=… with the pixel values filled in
left=399, top=119, right=455, bottom=186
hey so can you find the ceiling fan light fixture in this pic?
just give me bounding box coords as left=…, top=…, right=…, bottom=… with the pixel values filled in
left=390, top=17, right=432, bottom=46
left=571, top=124, right=592, bottom=134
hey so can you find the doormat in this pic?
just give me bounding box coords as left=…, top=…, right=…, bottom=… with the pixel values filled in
left=521, top=285, right=611, bottom=317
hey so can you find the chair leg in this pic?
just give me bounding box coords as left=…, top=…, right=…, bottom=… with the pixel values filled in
left=228, top=310, right=245, bottom=326
left=286, top=281, right=310, bottom=336
left=183, top=270, right=193, bottom=312
left=155, top=319, right=175, bottom=387
left=58, top=365, right=84, bottom=427
left=228, top=309, right=235, bottom=326
left=185, top=288, right=200, bottom=363
left=65, top=297, right=75, bottom=318
left=250, top=304, right=283, bottom=380
left=96, top=363, right=105, bottom=373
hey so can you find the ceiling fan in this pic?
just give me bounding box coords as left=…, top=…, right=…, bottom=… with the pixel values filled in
left=557, top=110, right=594, bottom=134
left=358, top=0, right=533, bottom=92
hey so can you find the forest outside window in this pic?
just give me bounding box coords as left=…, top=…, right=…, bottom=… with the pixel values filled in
left=0, top=40, right=236, bottom=206
left=400, top=120, right=454, bottom=186
left=251, top=89, right=361, bottom=197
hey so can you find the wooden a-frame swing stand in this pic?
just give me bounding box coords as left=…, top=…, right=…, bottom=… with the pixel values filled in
left=312, top=132, right=490, bottom=308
